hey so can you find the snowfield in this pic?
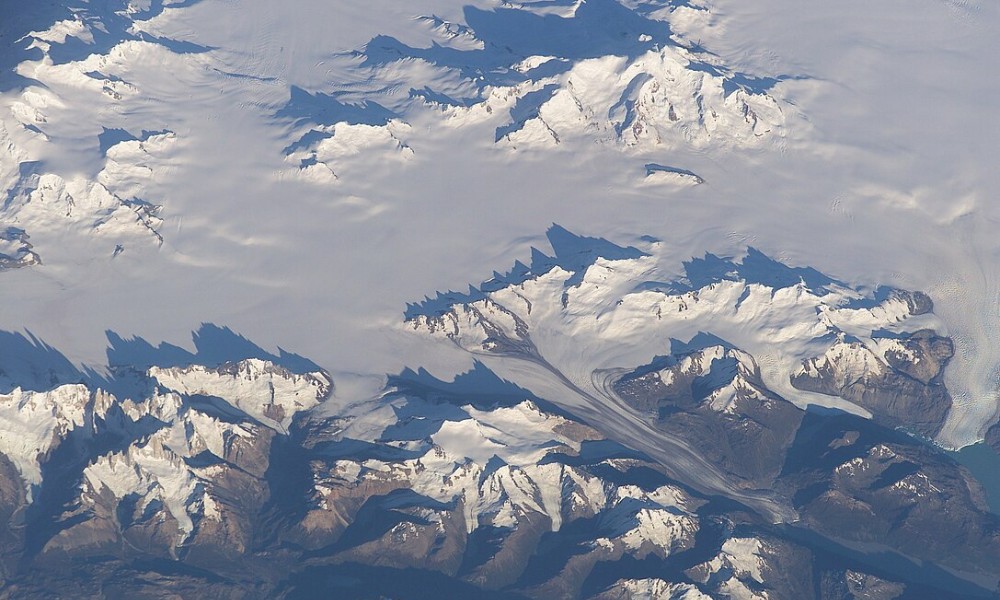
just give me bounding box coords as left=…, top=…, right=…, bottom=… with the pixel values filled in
left=1, top=0, right=999, bottom=449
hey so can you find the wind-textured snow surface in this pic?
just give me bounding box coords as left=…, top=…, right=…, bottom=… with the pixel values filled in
left=1, top=0, right=999, bottom=446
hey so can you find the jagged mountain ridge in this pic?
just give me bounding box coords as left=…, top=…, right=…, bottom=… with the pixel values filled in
left=401, top=228, right=998, bottom=581
left=283, top=0, right=788, bottom=181
left=1, top=1, right=998, bottom=595
left=0, top=230, right=996, bottom=597
left=1, top=0, right=791, bottom=266
left=0, top=343, right=994, bottom=598
left=406, top=226, right=950, bottom=439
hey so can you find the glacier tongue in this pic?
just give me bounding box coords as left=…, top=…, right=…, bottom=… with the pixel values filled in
left=0, top=323, right=994, bottom=596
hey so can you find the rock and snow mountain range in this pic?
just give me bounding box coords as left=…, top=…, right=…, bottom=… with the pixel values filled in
left=0, top=231, right=997, bottom=598
left=2, top=0, right=1000, bottom=597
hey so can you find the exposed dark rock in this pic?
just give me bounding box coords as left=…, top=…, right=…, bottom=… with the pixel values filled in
left=777, top=410, right=1000, bottom=577
left=985, top=422, right=1000, bottom=455
left=897, top=290, right=934, bottom=316
left=614, top=345, right=804, bottom=485
left=0, top=332, right=996, bottom=599
left=844, top=570, right=906, bottom=600
left=791, top=331, right=953, bottom=437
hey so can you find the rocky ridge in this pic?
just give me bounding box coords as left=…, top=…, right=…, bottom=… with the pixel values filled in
left=2, top=350, right=990, bottom=598
left=0, top=232, right=997, bottom=597
left=280, top=0, right=790, bottom=183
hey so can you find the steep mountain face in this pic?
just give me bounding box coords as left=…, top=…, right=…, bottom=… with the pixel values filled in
left=293, top=396, right=705, bottom=598
left=791, top=330, right=954, bottom=437
left=0, top=359, right=330, bottom=589
left=397, top=229, right=1000, bottom=594
left=405, top=229, right=953, bottom=449
left=0, top=358, right=992, bottom=599
left=612, top=344, right=803, bottom=485
left=776, top=410, right=1000, bottom=573
left=611, top=339, right=1000, bottom=577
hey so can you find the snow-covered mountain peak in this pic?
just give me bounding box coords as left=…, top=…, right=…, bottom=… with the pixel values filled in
left=0, top=384, right=91, bottom=496
left=0, top=324, right=993, bottom=596
left=407, top=232, right=943, bottom=430
left=80, top=384, right=269, bottom=547
left=276, top=0, right=793, bottom=185
left=618, top=343, right=779, bottom=415
left=301, top=383, right=701, bottom=540
left=149, top=358, right=332, bottom=433
left=1, top=0, right=999, bottom=594
left=0, top=356, right=334, bottom=553
left=689, top=536, right=770, bottom=600
left=1, top=1, right=194, bottom=265
left=427, top=399, right=581, bottom=465
left=597, top=578, right=711, bottom=600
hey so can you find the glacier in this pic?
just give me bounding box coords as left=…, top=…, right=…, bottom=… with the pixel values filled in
left=5, top=0, right=1000, bottom=596
left=2, top=0, right=998, bottom=450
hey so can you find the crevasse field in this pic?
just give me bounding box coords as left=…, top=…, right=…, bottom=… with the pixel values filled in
left=1, top=0, right=998, bottom=448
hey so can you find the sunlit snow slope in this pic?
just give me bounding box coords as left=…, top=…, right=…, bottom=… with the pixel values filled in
left=1, top=0, right=999, bottom=447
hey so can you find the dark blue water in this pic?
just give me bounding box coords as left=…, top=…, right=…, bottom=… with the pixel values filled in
left=950, top=442, right=1000, bottom=514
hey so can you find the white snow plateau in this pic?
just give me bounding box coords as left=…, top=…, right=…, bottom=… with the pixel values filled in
left=1, top=0, right=999, bottom=452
